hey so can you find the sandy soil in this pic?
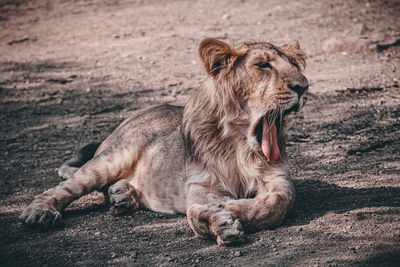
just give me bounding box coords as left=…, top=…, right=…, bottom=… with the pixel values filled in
left=1, top=0, right=399, bottom=266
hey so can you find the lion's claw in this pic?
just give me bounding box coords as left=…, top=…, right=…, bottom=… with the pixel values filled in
left=108, top=180, right=139, bottom=216
left=20, top=202, right=62, bottom=230
left=215, top=219, right=244, bottom=245
left=210, top=211, right=245, bottom=245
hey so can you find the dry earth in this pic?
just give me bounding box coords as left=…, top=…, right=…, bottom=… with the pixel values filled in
left=1, top=0, right=399, bottom=266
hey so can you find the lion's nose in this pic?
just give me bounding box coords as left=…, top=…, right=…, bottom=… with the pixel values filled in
left=290, top=84, right=309, bottom=96
left=287, top=75, right=309, bottom=96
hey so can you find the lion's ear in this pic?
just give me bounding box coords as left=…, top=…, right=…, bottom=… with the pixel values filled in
left=199, top=38, right=242, bottom=76
left=280, top=40, right=300, bottom=52
left=280, top=41, right=306, bottom=69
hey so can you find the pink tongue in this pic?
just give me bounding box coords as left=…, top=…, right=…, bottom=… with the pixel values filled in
left=261, top=117, right=280, bottom=162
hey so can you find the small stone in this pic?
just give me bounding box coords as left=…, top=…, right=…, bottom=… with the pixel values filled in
left=234, top=251, right=242, bottom=257
left=353, top=23, right=368, bottom=35
left=322, top=35, right=366, bottom=54
left=221, top=13, right=230, bottom=20
left=130, top=251, right=137, bottom=260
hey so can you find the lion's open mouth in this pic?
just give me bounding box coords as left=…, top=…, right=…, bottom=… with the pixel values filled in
left=254, top=105, right=299, bottom=162
left=254, top=115, right=280, bottom=162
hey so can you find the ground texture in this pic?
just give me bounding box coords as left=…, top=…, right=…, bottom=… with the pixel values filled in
left=1, top=0, right=399, bottom=266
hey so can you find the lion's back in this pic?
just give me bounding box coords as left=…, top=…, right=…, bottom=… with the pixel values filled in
left=96, top=104, right=184, bottom=156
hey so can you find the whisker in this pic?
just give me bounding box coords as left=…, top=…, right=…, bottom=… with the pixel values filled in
left=306, top=98, right=321, bottom=113
left=302, top=95, right=346, bottom=120
left=278, top=108, right=284, bottom=130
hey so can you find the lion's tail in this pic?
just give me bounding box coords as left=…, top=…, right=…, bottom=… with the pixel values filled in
left=58, top=142, right=101, bottom=180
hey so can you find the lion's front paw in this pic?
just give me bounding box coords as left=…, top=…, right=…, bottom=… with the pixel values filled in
left=211, top=214, right=244, bottom=246
left=19, top=201, right=62, bottom=230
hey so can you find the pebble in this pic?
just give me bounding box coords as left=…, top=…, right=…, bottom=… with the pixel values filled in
left=234, top=251, right=242, bottom=257
left=221, top=13, right=230, bottom=20
left=353, top=23, right=368, bottom=35
left=322, top=35, right=366, bottom=54
left=130, top=251, right=138, bottom=260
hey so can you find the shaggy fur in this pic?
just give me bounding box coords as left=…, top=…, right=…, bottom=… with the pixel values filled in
left=20, top=38, right=308, bottom=245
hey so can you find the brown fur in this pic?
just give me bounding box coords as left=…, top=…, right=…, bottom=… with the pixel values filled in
left=20, top=38, right=308, bottom=245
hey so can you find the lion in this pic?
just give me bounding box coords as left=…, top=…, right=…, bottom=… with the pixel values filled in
left=20, top=38, right=308, bottom=245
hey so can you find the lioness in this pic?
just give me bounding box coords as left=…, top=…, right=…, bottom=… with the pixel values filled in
left=20, top=38, right=308, bottom=245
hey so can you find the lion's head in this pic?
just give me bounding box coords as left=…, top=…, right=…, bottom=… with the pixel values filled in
left=184, top=38, right=308, bottom=164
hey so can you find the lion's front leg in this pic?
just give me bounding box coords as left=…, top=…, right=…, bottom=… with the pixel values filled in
left=187, top=204, right=244, bottom=245
left=224, top=178, right=295, bottom=232
left=185, top=185, right=244, bottom=245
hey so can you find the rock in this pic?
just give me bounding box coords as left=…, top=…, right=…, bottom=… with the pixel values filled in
left=221, top=13, right=230, bottom=20
left=234, top=251, right=242, bottom=257
left=322, top=35, right=366, bottom=54
left=129, top=250, right=138, bottom=260
left=353, top=23, right=368, bottom=35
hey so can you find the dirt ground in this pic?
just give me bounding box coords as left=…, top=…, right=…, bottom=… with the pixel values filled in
left=1, top=0, right=399, bottom=266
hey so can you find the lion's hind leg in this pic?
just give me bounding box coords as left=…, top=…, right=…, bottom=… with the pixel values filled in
left=58, top=142, right=101, bottom=180
left=20, top=142, right=146, bottom=229
left=108, top=179, right=140, bottom=215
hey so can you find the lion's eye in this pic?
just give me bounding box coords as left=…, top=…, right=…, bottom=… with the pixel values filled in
left=255, top=61, right=272, bottom=70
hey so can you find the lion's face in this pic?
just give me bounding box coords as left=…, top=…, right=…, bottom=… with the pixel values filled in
left=240, top=42, right=308, bottom=117
left=198, top=39, right=308, bottom=162
left=238, top=42, right=308, bottom=161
